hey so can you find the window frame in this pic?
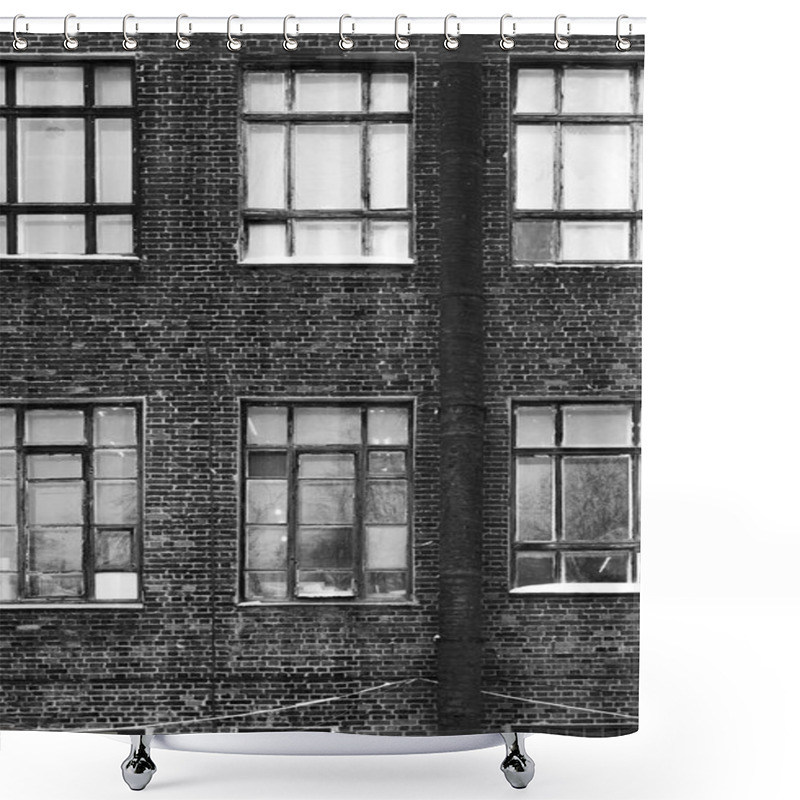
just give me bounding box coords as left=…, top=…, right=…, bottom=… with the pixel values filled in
left=0, top=401, right=144, bottom=605
left=239, top=399, right=414, bottom=604
left=512, top=59, right=644, bottom=266
left=0, top=60, right=138, bottom=259
left=240, top=65, right=414, bottom=266
left=510, top=399, right=641, bottom=594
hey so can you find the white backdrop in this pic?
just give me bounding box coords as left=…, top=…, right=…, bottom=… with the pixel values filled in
left=2, top=1, right=799, bottom=798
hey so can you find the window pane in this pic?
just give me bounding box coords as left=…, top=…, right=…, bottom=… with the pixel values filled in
left=28, top=573, right=84, bottom=597
left=562, top=221, right=629, bottom=261
left=295, top=73, right=361, bottom=112
left=244, top=72, right=286, bottom=112
left=0, top=120, right=5, bottom=203
left=294, top=407, right=360, bottom=445
left=0, top=527, right=18, bottom=571
left=298, top=482, right=354, bottom=525
left=94, top=481, right=138, bottom=525
left=563, top=69, right=632, bottom=114
left=562, top=405, right=633, bottom=446
left=369, top=124, right=408, bottom=209
left=94, top=450, right=137, bottom=478
left=366, top=480, right=407, bottom=524
left=297, top=527, right=353, bottom=567
left=95, top=407, right=136, bottom=446
left=371, top=73, right=409, bottom=112
left=516, top=70, right=556, bottom=113
left=294, top=126, right=361, bottom=210
left=295, top=220, right=361, bottom=259
left=366, top=525, right=407, bottom=569
left=18, top=119, right=85, bottom=203
left=562, top=126, right=631, bottom=209
left=516, top=456, right=553, bottom=541
left=0, top=67, right=4, bottom=105
left=371, top=221, right=409, bottom=259
left=564, top=552, right=631, bottom=583
left=27, top=454, right=82, bottom=479
left=95, top=572, right=138, bottom=600
left=298, top=454, right=355, bottom=478
left=0, top=409, right=15, bottom=446
left=96, top=119, right=132, bottom=202
left=515, top=552, right=556, bottom=587
left=246, top=125, right=285, bottom=209
left=516, top=126, right=554, bottom=209
left=248, top=452, right=286, bottom=478
left=97, top=215, right=134, bottom=255
left=563, top=456, right=631, bottom=541
left=367, top=407, right=408, bottom=445
left=0, top=217, right=6, bottom=254
left=296, top=570, right=354, bottom=597
left=18, top=215, right=86, bottom=255
left=0, top=573, right=18, bottom=601
left=30, top=527, right=83, bottom=571
left=0, top=484, right=16, bottom=525
left=515, top=406, right=555, bottom=447
left=28, top=482, right=84, bottom=525
left=16, top=66, right=84, bottom=106
left=246, top=526, right=287, bottom=569
left=247, top=407, right=287, bottom=446
left=25, top=409, right=84, bottom=444
left=368, top=451, right=406, bottom=476
left=246, top=480, right=288, bottom=524
left=246, top=223, right=287, bottom=260
left=514, top=220, right=557, bottom=262
left=246, top=570, right=288, bottom=600
left=95, top=529, right=134, bottom=570
left=365, top=571, right=407, bottom=598
left=95, top=66, right=132, bottom=106
left=0, top=452, right=15, bottom=479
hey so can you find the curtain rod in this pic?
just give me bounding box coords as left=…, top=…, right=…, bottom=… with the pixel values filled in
left=0, top=16, right=646, bottom=37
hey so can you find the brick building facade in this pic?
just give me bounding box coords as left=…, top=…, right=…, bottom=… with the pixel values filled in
left=0, top=32, right=641, bottom=737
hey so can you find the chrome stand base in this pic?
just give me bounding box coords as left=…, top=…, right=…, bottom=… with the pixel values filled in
left=500, top=733, right=535, bottom=790
left=121, top=734, right=157, bottom=791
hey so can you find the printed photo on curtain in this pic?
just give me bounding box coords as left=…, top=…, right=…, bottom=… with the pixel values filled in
left=0, top=11, right=643, bottom=792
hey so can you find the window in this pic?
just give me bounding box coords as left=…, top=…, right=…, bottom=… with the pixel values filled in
left=242, top=402, right=412, bottom=601
left=0, top=403, right=142, bottom=602
left=513, top=65, right=643, bottom=264
left=242, top=68, right=412, bottom=264
left=0, top=63, right=134, bottom=256
left=511, top=401, right=640, bottom=591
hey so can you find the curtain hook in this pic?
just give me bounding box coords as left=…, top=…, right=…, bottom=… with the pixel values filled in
left=12, top=14, right=28, bottom=51
left=64, top=13, right=79, bottom=50
left=122, top=14, right=138, bottom=51
left=616, top=14, right=632, bottom=51
left=339, top=14, right=355, bottom=50
left=227, top=14, right=242, bottom=51
left=443, top=14, right=460, bottom=50
left=554, top=14, right=570, bottom=51
left=500, top=13, right=516, bottom=50
left=176, top=13, right=191, bottom=50
left=394, top=14, right=410, bottom=51
left=283, top=15, right=298, bottom=51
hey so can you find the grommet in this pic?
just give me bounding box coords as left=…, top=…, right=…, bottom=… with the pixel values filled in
left=339, top=14, right=354, bottom=50
left=64, top=13, right=79, bottom=50
left=616, top=14, right=632, bottom=51
left=554, top=14, right=570, bottom=51
left=395, top=14, right=410, bottom=51
left=227, top=14, right=242, bottom=51
left=122, top=14, right=138, bottom=51
left=176, top=13, right=191, bottom=50
left=500, top=13, right=516, bottom=50
left=443, top=14, right=459, bottom=50
left=283, top=15, right=298, bottom=51
left=12, top=14, right=28, bottom=51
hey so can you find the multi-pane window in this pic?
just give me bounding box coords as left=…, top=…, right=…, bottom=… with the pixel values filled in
left=0, top=404, right=142, bottom=602
left=512, top=401, right=640, bottom=590
left=513, top=65, right=643, bottom=263
left=0, top=63, right=134, bottom=256
left=242, top=69, right=412, bottom=264
left=242, top=402, right=412, bottom=601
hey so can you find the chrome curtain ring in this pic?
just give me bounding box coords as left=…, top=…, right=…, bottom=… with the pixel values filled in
left=122, top=14, right=138, bottom=51
left=554, top=14, right=570, bottom=50
left=283, top=15, right=298, bottom=51
left=394, top=14, right=410, bottom=51
left=443, top=14, right=460, bottom=50
left=12, top=14, right=28, bottom=51
left=64, top=13, right=79, bottom=50
left=339, top=14, right=355, bottom=50
left=500, top=13, right=516, bottom=50
left=176, top=13, right=191, bottom=50
left=616, top=14, right=632, bottom=51
left=227, top=15, right=242, bottom=51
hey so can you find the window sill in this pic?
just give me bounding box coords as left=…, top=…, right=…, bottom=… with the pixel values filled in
left=510, top=583, right=639, bottom=595
left=237, top=599, right=419, bottom=608
left=0, top=254, right=139, bottom=262
left=0, top=603, right=144, bottom=610
left=514, top=261, right=643, bottom=268
left=239, top=257, right=414, bottom=268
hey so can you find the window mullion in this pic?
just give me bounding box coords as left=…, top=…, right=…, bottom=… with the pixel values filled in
left=16, top=407, right=27, bottom=599
left=85, top=113, right=97, bottom=255
left=286, top=412, right=298, bottom=600
left=84, top=408, right=94, bottom=600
